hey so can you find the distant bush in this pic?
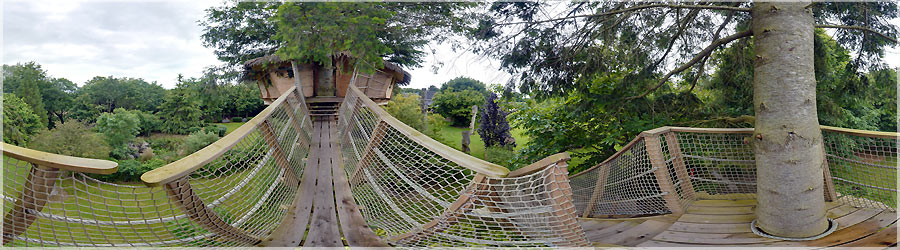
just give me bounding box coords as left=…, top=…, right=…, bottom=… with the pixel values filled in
left=90, top=158, right=165, bottom=183
left=231, top=117, right=242, bottom=122
left=485, top=146, right=515, bottom=167
left=180, top=131, right=220, bottom=156
left=96, top=108, right=140, bottom=154
left=29, top=120, right=110, bottom=159
left=3, top=93, right=42, bottom=146
left=425, top=113, right=451, bottom=145
left=385, top=93, right=425, bottom=131
left=187, top=126, right=202, bottom=134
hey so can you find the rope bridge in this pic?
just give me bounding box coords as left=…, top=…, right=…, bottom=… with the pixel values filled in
left=2, top=82, right=896, bottom=247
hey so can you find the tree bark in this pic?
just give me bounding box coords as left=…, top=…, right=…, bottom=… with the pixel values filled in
left=751, top=2, right=828, bottom=238
left=318, top=55, right=336, bottom=96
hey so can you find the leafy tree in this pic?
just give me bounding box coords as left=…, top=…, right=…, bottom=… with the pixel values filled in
left=478, top=93, right=514, bottom=148
left=431, top=89, right=485, bottom=126
left=96, top=108, right=141, bottom=158
left=201, top=1, right=282, bottom=67
left=43, top=77, right=77, bottom=128
left=3, top=63, right=49, bottom=128
left=158, top=87, right=204, bottom=134
left=2, top=93, right=42, bottom=145
left=440, top=77, right=490, bottom=96
left=73, top=76, right=166, bottom=114
left=470, top=1, right=897, bottom=237
left=384, top=93, right=425, bottom=131
left=29, top=120, right=110, bottom=159
left=225, top=83, right=266, bottom=118
left=180, top=131, right=220, bottom=156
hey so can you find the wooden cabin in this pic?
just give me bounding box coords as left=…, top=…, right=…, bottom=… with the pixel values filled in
left=243, top=54, right=411, bottom=105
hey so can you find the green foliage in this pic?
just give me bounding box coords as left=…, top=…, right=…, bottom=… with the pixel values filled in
left=201, top=1, right=283, bottom=66
left=91, top=159, right=165, bottom=183
left=158, top=87, right=204, bottom=134
left=425, top=113, right=451, bottom=145
left=29, top=120, right=110, bottom=159
left=232, top=117, right=243, bottom=122
left=180, top=131, right=220, bottom=156
left=223, top=83, right=265, bottom=118
left=4, top=63, right=79, bottom=128
left=3, top=63, right=49, bottom=128
left=484, top=146, right=516, bottom=168
left=431, top=89, right=485, bottom=126
left=477, top=93, right=514, bottom=148
left=385, top=93, right=425, bottom=131
left=2, top=93, right=42, bottom=146
left=96, top=108, right=141, bottom=149
left=440, top=77, right=490, bottom=97
left=73, top=76, right=166, bottom=113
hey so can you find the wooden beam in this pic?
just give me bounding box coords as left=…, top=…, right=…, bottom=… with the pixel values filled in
left=165, top=178, right=259, bottom=245
left=543, top=159, right=591, bottom=246
left=663, top=132, right=696, bottom=201
left=2, top=164, right=60, bottom=244
left=261, top=119, right=300, bottom=186
left=643, top=135, right=684, bottom=215
left=583, top=163, right=610, bottom=218
left=2, top=143, right=117, bottom=174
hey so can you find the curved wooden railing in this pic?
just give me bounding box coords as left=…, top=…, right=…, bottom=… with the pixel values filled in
left=336, top=85, right=588, bottom=247
left=3, top=86, right=314, bottom=247
left=571, top=125, right=898, bottom=218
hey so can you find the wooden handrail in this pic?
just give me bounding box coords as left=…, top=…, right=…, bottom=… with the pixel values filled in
left=507, top=152, right=570, bottom=178
left=2, top=143, right=118, bottom=174
left=141, top=86, right=298, bottom=186
left=820, top=125, right=898, bottom=139
left=347, top=85, right=510, bottom=178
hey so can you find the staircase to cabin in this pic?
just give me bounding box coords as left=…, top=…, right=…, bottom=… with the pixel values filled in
left=307, top=97, right=342, bottom=121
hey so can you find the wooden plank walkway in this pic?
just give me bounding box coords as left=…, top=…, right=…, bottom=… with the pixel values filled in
left=262, top=120, right=388, bottom=247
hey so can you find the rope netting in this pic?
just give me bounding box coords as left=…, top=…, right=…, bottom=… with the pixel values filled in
left=572, top=126, right=897, bottom=219
left=3, top=87, right=313, bottom=247
left=337, top=85, right=589, bottom=247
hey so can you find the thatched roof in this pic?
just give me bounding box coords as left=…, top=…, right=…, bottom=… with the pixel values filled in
left=242, top=54, right=411, bottom=85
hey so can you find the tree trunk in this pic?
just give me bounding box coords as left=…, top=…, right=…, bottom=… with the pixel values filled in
left=751, top=2, right=828, bottom=238
left=318, top=55, right=336, bottom=96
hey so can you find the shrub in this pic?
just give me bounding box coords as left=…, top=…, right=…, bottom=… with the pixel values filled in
left=216, top=125, right=227, bottom=137
left=180, top=131, right=220, bottom=156
left=231, top=117, right=242, bottom=122
left=90, top=158, right=165, bottom=183
left=431, top=89, right=485, bottom=126
left=188, top=126, right=202, bottom=134
left=485, top=146, right=515, bottom=167
left=385, top=93, right=425, bottom=131
left=96, top=108, right=140, bottom=151
left=3, top=93, right=42, bottom=146
left=29, top=120, right=110, bottom=159
left=478, top=93, right=515, bottom=148
left=148, top=137, right=182, bottom=152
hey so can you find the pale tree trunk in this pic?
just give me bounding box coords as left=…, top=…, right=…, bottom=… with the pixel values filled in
left=318, top=55, right=336, bottom=96
left=751, top=2, right=828, bottom=238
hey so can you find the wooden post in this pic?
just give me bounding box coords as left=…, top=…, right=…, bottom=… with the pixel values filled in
left=2, top=164, right=60, bottom=244
left=821, top=147, right=838, bottom=202
left=260, top=119, right=301, bottom=186
left=461, top=131, right=471, bottom=153
left=469, top=105, right=478, bottom=135
left=582, top=163, right=610, bottom=218
left=643, top=134, right=685, bottom=214
left=165, top=178, right=260, bottom=245
left=543, top=159, right=591, bottom=247
left=663, top=132, right=696, bottom=201
left=349, top=120, right=388, bottom=185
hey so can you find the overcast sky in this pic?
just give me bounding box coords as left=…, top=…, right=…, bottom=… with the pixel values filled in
left=3, top=1, right=899, bottom=90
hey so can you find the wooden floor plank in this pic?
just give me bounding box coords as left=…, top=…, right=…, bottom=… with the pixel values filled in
left=602, top=219, right=672, bottom=246
left=677, top=214, right=756, bottom=224
left=833, top=209, right=884, bottom=231
left=839, top=223, right=897, bottom=248
left=667, top=222, right=752, bottom=234
left=303, top=121, right=342, bottom=247
left=690, top=199, right=757, bottom=207
left=330, top=120, right=389, bottom=247
left=259, top=120, right=321, bottom=247
left=686, top=205, right=754, bottom=215
left=652, top=231, right=781, bottom=244
left=583, top=221, right=640, bottom=242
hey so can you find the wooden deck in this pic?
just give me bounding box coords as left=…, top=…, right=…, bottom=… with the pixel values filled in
left=263, top=120, right=896, bottom=248
left=607, top=199, right=898, bottom=248
left=262, top=120, right=388, bottom=247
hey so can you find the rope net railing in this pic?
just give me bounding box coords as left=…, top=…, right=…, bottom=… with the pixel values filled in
left=3, top=86, right=314, bottom=247
left=337, top=84, right=589, bottom=247
left=572, top=126, right=897, bottom=219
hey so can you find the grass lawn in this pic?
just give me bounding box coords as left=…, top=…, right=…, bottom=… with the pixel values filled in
left=217, top=122, right=247, bottom=135
left=434, top=124, right=529, bottom=161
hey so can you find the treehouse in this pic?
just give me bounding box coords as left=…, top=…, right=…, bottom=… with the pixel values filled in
left=243, top=53, right=411, bottom=105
